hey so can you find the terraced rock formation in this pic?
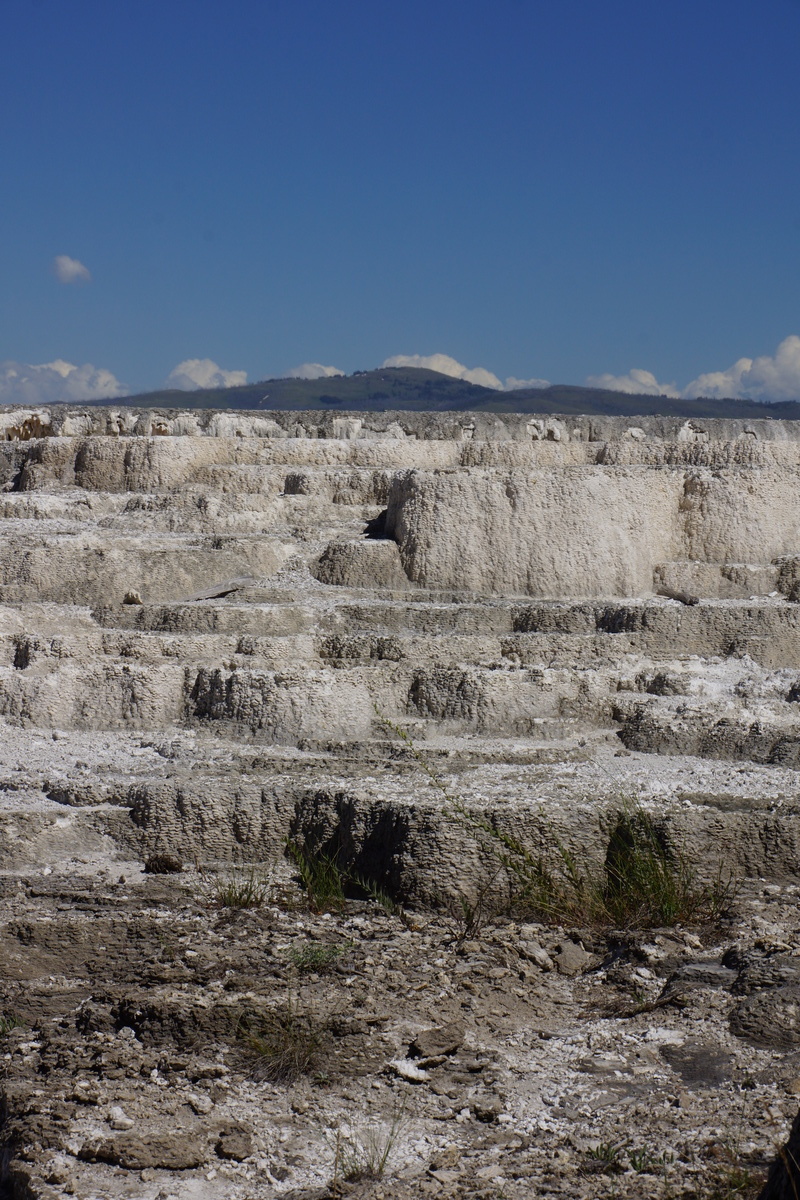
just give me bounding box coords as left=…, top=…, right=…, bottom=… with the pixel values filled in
left=1, top=406, right=800, bottom=1199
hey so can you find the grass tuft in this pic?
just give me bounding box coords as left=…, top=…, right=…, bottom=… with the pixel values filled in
left=285, top=839, right=411, bottom=924
left=201, top=863, right=274, bottom=909
left=329, top=1106, right=406, bottom=1186
left=460, top=800, right=734, bottom=930
left=243, top=998, right=327, bottom=1083
left=0, top=1013, right=24, bottom=1037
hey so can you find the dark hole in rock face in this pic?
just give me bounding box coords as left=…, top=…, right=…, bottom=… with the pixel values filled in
left=287, top=793, right=411, bottom=902
left=283, top=471, right=312, bottom=495
left=12, top=639, right=31, bottom=670
left=364, top=508, right=390, bottom=539
left=787, top=682, right=800, bottom=702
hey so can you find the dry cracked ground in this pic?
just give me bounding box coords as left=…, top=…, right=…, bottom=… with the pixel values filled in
left=1, top=405, right=800, bottom=1198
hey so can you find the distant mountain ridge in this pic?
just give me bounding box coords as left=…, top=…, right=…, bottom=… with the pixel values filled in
left=102, top=366, right=800, bottom=420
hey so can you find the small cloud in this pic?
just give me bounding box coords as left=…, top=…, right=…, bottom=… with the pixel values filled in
left=505, top=376, right=550, bottom=391
left=0, top=359, right=128, bottom=404
left=586, top=368, right=680, bottom=398
left=52, top=255, right=91, bottom=284
left=165, top=358, right=247, bottom=390
left=685, top=335, right=800, bottom=402
left=286, top=362, right=345, bottom=380
left=382, top=353, right=504, bottom=391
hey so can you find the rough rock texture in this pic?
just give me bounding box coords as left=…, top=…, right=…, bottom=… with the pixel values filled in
left=3, top=406, right=800, bottom=1197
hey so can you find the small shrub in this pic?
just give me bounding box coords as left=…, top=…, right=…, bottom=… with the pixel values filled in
left=0, top=1013, right=23, bottom=1037
left=442, top=871, right=503, bottom=945
left=201, top=864, right=274, bottom=910
left=628, top=1146, right=674, bottom=1174
left=244, top=999, right=327, bottom=1082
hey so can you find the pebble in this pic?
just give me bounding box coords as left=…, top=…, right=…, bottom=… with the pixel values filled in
left=390, top=1058, right=430, bottom=1083
left=108, top=1105, right=134, bottom=1130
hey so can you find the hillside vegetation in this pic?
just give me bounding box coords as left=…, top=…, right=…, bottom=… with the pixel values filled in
left=107, top=366, right=800, bottom=419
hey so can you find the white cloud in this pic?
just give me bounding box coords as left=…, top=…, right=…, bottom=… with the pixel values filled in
left=165, top=358, right=247, bottom=391
left=381, top=353, right=551, bottom=393
left=382, top=353, right=505, bottom=391
left=52, top=255, right=91, bottom=284
left=0, top=360, right=128, bottom=404
left=685, top=335, right=800, bottom=401
left=586, top=368, right=681, bottom=397
left=505, top=376, right=551, bottom=391
left=286, top=362, right=345, bottom=380
left=588, top=337, right=800, bottom=403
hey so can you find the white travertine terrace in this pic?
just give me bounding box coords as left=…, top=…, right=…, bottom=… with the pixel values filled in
left=0, top=406, right=799, bottom=892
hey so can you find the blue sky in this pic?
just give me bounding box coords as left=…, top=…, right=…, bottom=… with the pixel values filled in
left=2, top=0, right=800, bottom=402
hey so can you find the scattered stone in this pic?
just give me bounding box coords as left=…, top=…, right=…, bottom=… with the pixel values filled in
left=656, top=587, right=700, bottom=606
left=730, top=987, right=800, bottom=1048
left=79, top=1132, right=209, bottom=1170
left=215, top=1128, right=254, bottom=1161
left=410, top=1022, right=464, bottom=1059
left=553, top=940, right=594, bottom=977
left=661, top=1040, right=733, bottom=1087
left=733, top=957, right=800, bottom=995
left=108, top=1105, right=134, bottom=1130
left=472, top=1095, right=503, bottom=1123
left=519, top=940, right=554, bottom=971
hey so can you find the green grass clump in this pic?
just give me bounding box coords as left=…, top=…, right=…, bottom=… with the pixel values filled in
left=285, top=839, right=409, bottom=923
left=583, top=1141, right=626, bottom=1176
left=286, top=842, right=346, bottom=912
left=330, top=1111, right=406, bottom=1185
left=0, top=1013, right=24, bottom=1037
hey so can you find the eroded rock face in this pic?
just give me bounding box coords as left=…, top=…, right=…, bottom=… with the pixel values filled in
left=1, top=406, right=800, bottom=1197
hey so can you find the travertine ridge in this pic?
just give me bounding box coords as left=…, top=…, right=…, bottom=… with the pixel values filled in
left=1, top=406, right=799, bottom=1199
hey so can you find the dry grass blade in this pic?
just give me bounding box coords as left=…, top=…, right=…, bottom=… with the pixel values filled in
left=243, top=999, right=327, bottom=1083
left=200, top=863, right=274, bottom=909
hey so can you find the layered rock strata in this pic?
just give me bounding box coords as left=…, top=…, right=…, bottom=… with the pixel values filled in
left=1, top=408, right=800, bottom=883
left=1, top=407, right=799, bottom=1197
